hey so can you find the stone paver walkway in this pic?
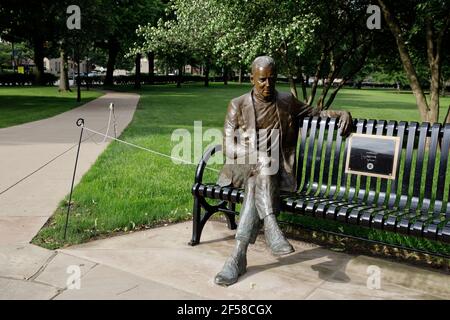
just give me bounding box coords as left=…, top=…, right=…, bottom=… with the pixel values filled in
left=1, top=221, right=448, bottom=300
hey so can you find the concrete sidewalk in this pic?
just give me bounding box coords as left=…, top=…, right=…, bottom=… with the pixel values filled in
left=0, top=91, right=139, bottom=245
left=1, top=221, right=448, bottom=299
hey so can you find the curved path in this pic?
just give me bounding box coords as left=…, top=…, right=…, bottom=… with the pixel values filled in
left=0, top=91, right=139, bottom=245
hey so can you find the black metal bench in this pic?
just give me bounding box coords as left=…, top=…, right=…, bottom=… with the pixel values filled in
left=189, top=117, right=450, bottom=254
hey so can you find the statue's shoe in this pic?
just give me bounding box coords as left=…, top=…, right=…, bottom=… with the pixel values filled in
left=264, top=215, right=295, bottom=256
left=214, top=255, right=247, bottom=287
left=267, top=237, right=295, bottom=256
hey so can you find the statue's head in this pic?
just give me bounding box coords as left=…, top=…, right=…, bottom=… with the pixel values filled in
left=251, top=56, right=277, bottom=101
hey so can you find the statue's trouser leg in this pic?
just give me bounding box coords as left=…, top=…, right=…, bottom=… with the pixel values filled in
left=235, top=175, right=261, bottom=244
left=235, top=172, right=280, bottom=243
left=254, top=172, right=280, bottom=219
left=215, top=174, right=258, bottom=286
left=254, top=172, right=294, bottom=255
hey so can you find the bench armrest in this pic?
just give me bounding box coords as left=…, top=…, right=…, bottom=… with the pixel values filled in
left=195, top=144, right=222, bottom=184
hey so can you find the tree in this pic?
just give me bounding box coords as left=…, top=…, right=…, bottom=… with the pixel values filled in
left=98, top=0, right=163, bottom=87
left=0, top=41, right=33, bottom=72
left=378, top=0, right=450, bottom=123
left=212, top=0, right=373, bottom=109
left=135, top=18, right=191, bottom=87
left=135, top=0, right=226, bottom=87
left=0, top=1, right=61, bottom=85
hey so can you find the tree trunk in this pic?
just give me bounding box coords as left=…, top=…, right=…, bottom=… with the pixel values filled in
left=280, top=47, right=298, bottom=98
left=425, top=16, right=444, bottom=125
left=58, top=49, right=71, bottom=92
left=316, top=54, right=336, bottom=110
left=32, top=38, right=45, bottom=86
left=204, top=61, right=210, bottom=87
left=176, top=64, right=183, bottom=88
left=104, top=37, right=120, bottom=86
left=288, top=74, right=298, bottom=99
left=378, top=0, right=430, bottom=122
left=147, top=51, right=154, bottom=84
left=85, top=58, right=90, bottom=91
left=307, top=51, right=327, bottom=106
left=316, top=80, right=333, bottom=110
left=322, top=42, right=370, bottom=110
left=298, top=72, right=307, bottom=102
left=223, top=66, right=228, bottom=85
left=295, top=57, right=308, bottom=102
left=76, top=56, right=81, bottom=102
left=134, top=53, right=141, bottom=89
left=444, top=106, right=450, bottom=124
left=428, top=61, right=440, bottom=124
left=441, top=75, right=446, bottom=96
left=238, top=65, right=243, bottom=84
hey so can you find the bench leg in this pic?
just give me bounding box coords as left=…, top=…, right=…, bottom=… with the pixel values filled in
left=188, top=196, right=202, bottom=246
left=189, top=195, right=224, bottom=246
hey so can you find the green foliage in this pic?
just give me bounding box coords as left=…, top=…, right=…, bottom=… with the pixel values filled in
left=134, top=0, right=320, bottom=73
left=0, top=41, right=33, bottom=70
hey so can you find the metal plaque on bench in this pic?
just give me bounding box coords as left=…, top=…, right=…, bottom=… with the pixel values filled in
left=345, top=133, right=401, bottom=180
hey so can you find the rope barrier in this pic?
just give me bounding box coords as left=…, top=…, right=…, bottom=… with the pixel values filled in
left=0, top=104, right=220, bottom=197
left=80, top=125, right=220, bottom=173
left=0, top=102, right=123, bottom=197
left=0, top=128, right=106, bottom=197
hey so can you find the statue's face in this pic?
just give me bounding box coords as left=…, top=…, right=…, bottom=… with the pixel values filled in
left=251, top=65, right=276, bottom=100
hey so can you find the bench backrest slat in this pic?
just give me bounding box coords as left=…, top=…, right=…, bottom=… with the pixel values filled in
left=436, top=125, right=450, bottom=203
left=387, top=121, right=407, bottom=208
left=319, top=118, right=337, bottom=196
left=304, top=117, right=320, bottom=194
left=422, top=123, right=441, bottom=212
left=329, top=119, right=345, bottom=198
left=438, top=124, right=450, bottom=215
left=366, top=120, right=386, bottom=205
left=344, top=119, right=365, bottom=201
left=398, top=122, right=418, bottom=209
left=410, top=123, right=429, bottom=210
left=297, top=117, right=311, bottom=192
left=378, top=120, right=397, bottom=206
left=311, top=118, right=328, bottom=194
left=354, top=120, right=372, bottom=202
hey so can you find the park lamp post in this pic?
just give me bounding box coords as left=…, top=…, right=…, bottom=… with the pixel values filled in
left=11, top=40, right=15, bottom=73
left=76, top=42, right=81, bottom=102
left=66, top=5, right=82, bottom=102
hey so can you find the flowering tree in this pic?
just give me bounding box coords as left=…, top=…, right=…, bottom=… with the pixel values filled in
left=133, top=0, right=373, bottom=109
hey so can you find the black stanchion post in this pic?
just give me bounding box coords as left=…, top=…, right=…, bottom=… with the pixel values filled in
left=111, top=102, right=117, bottom=138
left=64, top=118, right=85, bottom=240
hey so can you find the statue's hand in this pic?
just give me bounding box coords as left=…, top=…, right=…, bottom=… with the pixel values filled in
left=338, top=111, right=352, bottom=137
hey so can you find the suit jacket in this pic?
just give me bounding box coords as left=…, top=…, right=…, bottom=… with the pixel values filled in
left=217, top=90, right=318, bottom=192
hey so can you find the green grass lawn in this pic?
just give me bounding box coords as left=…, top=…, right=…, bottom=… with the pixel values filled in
left=0, top=87, right=102, bottom=128
left=32, top=82, right=450, bottom=260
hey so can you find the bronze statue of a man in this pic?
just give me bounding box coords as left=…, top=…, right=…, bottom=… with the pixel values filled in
left=214, top=56, right=352, bottom=286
